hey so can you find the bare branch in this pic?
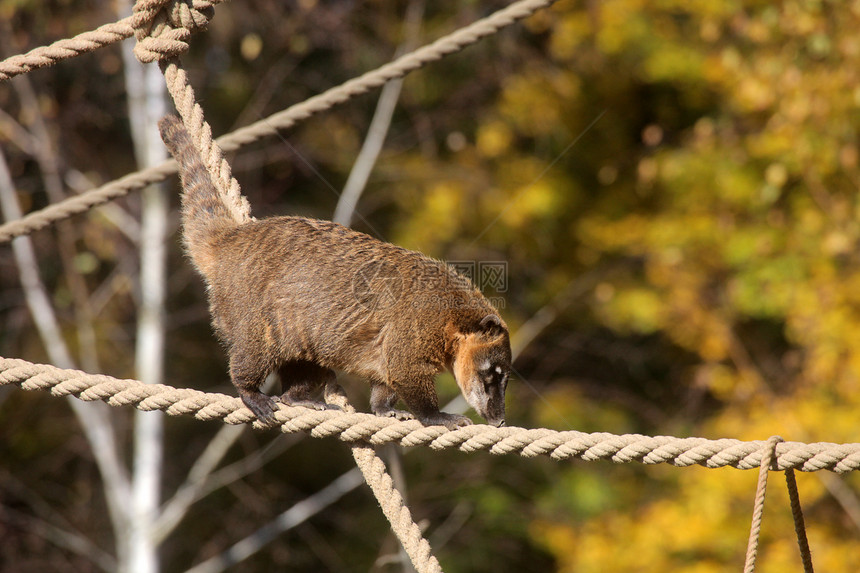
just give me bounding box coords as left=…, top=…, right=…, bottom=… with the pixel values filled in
left=333, top=0, right=425, bottom=227
left=184, top=469, right=365, bottom=573
left=155, top=428, right=300, bottom=541
left=117, top=1, right=171, bottom=568
left=2, top=22, right=102, bottom=373
left=0, top=506, right=117, bottom=572
left=819, top=473, right=860, bottom=531
left=65, top=169, right=141, bottom=243
left=332, top=78, right=404, bottom=227
left=0, top=147, right=131, bottom=547
left=0, top=107, right=37, bottom=154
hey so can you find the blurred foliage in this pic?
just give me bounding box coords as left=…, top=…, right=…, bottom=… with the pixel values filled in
left=1, top=0, right=860, bottom=571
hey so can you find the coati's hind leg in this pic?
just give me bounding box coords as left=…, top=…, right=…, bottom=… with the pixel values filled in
left=277, top=360, right=332, bottom=410
left=230, top=354, right=278, bottom=425
left=370, top=383, right=414, bottom=421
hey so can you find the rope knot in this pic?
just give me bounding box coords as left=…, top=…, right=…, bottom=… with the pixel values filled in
left=131, top=0, right=214, bottom=64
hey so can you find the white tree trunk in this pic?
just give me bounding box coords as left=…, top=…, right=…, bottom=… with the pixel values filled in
left=118, top=1, right=169, bottom=569
left=0, top=150, right=132, bottom=566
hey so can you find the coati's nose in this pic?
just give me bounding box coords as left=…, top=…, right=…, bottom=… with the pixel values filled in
left=494, top=419, right=506, bottom=427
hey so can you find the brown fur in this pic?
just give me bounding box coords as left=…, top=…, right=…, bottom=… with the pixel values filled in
left=159, top=115, right=511, bottom=429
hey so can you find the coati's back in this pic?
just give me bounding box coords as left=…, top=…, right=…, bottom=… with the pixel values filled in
left=158, top=116, right=239, bottom=280
left=203, top=215, right=494, bottom=369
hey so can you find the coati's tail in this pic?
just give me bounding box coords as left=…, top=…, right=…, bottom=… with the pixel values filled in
left=158, top=115, right=237, bottom=278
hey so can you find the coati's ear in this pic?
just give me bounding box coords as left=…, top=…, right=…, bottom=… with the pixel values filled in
left=479, top=314, right=504, bottom=334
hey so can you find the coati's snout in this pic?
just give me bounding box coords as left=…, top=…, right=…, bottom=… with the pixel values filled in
left=452, top=315, right=511, bottom=427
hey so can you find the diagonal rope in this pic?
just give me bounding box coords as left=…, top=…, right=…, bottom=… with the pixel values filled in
left=0, top=0, right=558, bottom=243
left=744, top=436, right=782, bottom=572
left=0, top=0, right=228, bottom=82
left=3, top=356, right=860, bottom=473
left=159, top=61, right=251, bottom=222
left=784, top=469, right=815, bottom=573
left=0, top=17, right=136, bottom=81
left=324, top=382, right=443, bottom=572
left=128, top=0, right=252, bottom=223
left=352, top=446, right=443, bottom=573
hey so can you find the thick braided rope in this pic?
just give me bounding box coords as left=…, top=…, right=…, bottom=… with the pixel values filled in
left=0, top=0, right=558, bottom=242
left=4, top=356, right=860, bottom=473
left=743, top=436, right=782, bottom=573
left=131, top=0, right=252, bottom=223
left=352, top=446, right=443, bottom=573
left=323, top=386, right=443, bottom=572
left=159, top=62, right=252, bottom=223
left=0, top=0, right=225, bottom=82
left=0, top=18, right=135, bottom=82
left=784, top=469, right=815, bottom=572
left=0, top=160, right=175, bottom=242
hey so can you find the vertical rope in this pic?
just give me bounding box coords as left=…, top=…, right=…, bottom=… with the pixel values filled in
left=352, top=446, right=443, bottom=573
left=784, top=469, right=815, bottom=573
left=131, top=0, right=252, bottom=224
left=743, top=435, right=783, bottom=573
left=324, top=381, right=442, bottom=572
left=160, top=61, right=252, bottom=223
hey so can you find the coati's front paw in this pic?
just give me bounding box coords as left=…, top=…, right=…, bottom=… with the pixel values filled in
left=241, top=393, right=279, bottom=425
left=419, top=412, right=473, bottom=430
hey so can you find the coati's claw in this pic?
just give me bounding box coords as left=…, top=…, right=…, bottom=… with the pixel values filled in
left=383, top=409, right=415, bottom=421
left=242, top=393, right=279, bottom=425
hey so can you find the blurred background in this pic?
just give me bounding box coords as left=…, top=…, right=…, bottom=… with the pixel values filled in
left=1, top=0, right=860, bottom=571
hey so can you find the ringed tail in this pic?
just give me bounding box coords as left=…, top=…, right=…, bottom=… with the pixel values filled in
left=158, top=115, right=238, bottom=278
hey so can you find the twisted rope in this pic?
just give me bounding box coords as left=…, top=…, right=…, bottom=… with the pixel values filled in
left=130, top=0, right=252, bottom=223
left=324, top=384, right=442, bottom=572
left=3, top=356, right=860, bottom=473
left=0, top=1, right=225, bottom=82
left=352, top=446, right=442, bottom=573
left=784, top=469, right=815, bottom=573
left=743, top=437, right=817, bottom=572
left=0, top=0, right=558, bottom=242
left=0, top=18, right=135, bottom=82
left=744, top=436, right=782, bottom=573
left=159, top=62, right=252, bottom=222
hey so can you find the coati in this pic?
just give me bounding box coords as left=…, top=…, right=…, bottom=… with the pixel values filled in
left=158, top=115, right=511, bottom=429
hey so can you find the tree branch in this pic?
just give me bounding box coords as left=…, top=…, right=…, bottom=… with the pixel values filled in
left=184, top=469, right=365, bottom=573
left=0, top=148, right=131, bottom=555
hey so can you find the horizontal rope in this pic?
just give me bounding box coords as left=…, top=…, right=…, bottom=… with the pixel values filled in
left=3, top=356, right=859, bottom=473
left=0, top=17, right=135, bottom=82
left=0, top=0, right=227, bottom=82
left=0, top=0, right=557, bottom=243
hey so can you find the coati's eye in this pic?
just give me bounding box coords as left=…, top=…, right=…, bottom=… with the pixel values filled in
left=480, top=363, right=508, bottom=391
